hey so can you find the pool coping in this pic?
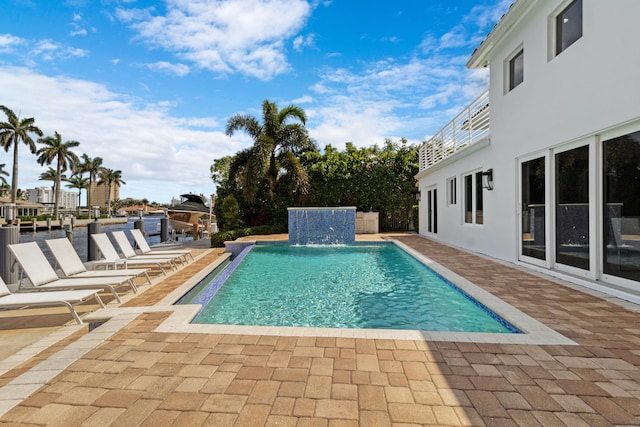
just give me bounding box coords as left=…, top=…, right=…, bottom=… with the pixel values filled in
left=116, top=238, right=576, bottom=345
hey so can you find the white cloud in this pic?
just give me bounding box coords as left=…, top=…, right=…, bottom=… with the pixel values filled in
left=0, top=66, right=244, bottom=202
left=306, top=50, right=490, bottom=146
left=0, top=34, right=25, bottom=53
left=69, top=28, right=88, bottom=37
left=0, top=36, right=89, bottom=62
left=69, top=13, right=94, bottom=37
left=420, top=0, right=512, bottom=54
left=302, top=0, right=504, bottom=147
left=292, top=95, right=313, bottom=104
left=293, top=33, right=315, bottom=52
left=307, top=99, right=400, bottom=148
left=117, top=0, right=312, bottom=80
left=439, top=25, right=469, bottom=49
left=145, top=61, right=191, bottom=76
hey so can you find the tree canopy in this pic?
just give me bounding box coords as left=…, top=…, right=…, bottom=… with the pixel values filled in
left=225, top=99, right=317, bottom=203
left=212, top=129, right=419, bottom=231
left=0, top=105, right=43, bottom=203
left=36, top=131, right=80, bottom=217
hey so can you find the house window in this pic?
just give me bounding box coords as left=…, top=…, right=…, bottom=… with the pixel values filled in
left=508, top=49, right=524, bottom=91
left=475, top=172, right=483, bottom=225
left=426, top=187, right=438, bottom=234
left=464, top=171, right=484, bottom=225
left=556, top=0, right=582, bottom=55
left=447, top=177, right=457, bottom=205
left=465, top=175, right=473, bottom=223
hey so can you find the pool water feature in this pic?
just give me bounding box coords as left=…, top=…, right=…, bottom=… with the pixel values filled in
left=187, top=243, right=520, bottom=333
left=288, top=207, right=356, bottom=245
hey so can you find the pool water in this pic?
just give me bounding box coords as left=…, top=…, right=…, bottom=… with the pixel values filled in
left=190, top=243, right=518, bottom=333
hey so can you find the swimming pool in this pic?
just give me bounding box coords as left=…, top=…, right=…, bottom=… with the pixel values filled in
left=183, top=243, right=520, bottom=333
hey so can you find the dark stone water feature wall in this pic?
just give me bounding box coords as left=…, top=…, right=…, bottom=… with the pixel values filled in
left=288, top=207, right=356, bottom=245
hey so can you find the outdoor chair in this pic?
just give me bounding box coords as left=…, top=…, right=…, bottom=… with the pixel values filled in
left=8, top=242, right=137, bottom=304
left=91, top=233, right=177, bottom=275
left=130, top=228, right=194, bottom=262
left=0, top=275, right=104, bottom=325
left=45, top=238, right=152, bottom=286
left=111, top=231, right=185, bottom=267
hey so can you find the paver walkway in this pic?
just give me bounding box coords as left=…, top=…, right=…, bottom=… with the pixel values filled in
left=1, top=235, right=640, bottom=426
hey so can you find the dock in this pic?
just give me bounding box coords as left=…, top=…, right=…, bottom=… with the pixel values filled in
left=14, top=217, right=128, bottom=233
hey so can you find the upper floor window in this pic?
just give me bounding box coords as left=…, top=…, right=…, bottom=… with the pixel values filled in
left=556, top=0, right=582, bottom=55
left=508, top=49, right=524, bottom=91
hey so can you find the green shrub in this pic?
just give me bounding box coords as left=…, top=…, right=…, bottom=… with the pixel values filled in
left=209, top=224, right=286, bottom=247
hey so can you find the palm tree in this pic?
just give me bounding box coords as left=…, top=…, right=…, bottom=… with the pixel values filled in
left=77, top=154, right=103, bottom=210
left=98, top=168, right=125, bottom=217
left=65, top=174, right=88, bottom=216
left=0, top=163, right=8, bottom=187
left=39, top=166, right=67, bottom=192
left=225, top=99, right=315, bottom=202
left=0, top=164, right=9, bottom=199
left=36, top=131, right=80, bottom=218
left=0, top=105, right=43, bottom=203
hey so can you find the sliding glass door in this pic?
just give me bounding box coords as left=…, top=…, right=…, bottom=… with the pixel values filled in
left=521, top=157, right=546, bottom=260
left=555, top=145, right=590, bottom=270
left=603, top=131, right=640, bottom=282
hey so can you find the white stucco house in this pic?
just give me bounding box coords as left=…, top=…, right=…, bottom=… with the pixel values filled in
left=416, top=0, right=640, bottom=302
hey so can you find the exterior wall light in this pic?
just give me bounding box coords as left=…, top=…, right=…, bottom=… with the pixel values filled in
left=415, top=189, right=421, bottom=202
left=482, top=169, right=494, bottom=190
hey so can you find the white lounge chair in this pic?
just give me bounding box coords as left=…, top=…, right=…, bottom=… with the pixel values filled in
left=0, top=276, right=104, bottom=325
left=111, top=231, right=184, bottom=267
left=45, top=238, right=152, bottom=286
left=8, top=242, right=137, bottom=304
left=91, top=233, right=176, bottom=275
left=130, top=228, right=194, bottom=262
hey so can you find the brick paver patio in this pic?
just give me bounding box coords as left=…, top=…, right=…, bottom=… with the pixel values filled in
left=1, top=234, right=640, bottom=426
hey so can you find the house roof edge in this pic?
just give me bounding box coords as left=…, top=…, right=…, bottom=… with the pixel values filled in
left=466, top=0, right=534, bottom=69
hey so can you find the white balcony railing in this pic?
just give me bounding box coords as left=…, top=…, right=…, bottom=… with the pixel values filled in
left=419, top=90, right=490, bottom=171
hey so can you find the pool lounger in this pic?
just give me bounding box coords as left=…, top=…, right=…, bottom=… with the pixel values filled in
left=0, top=276, right=104, bottom=325
left=45, top=237, right=152, bottom=286
left=130, top=228, right=194, bottom=262
left=8, top=242, right=137, bottom=304
left=91, top=233, right=177, bottom=275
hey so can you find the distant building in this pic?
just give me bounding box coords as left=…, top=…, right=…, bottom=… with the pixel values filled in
left=88, top=182, right=121, bottom=208
left=0, top=197, right=44, bottom=218
left=24, top=187, right=77, bottom=210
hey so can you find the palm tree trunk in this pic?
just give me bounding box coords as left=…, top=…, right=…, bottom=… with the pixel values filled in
left=54, top=159, right=61, bottom=218
left=11, top=142, right=18, bottom=204
left=87, top=177, right=92, bottom=213
left=107, top=183, right=111, bottom=218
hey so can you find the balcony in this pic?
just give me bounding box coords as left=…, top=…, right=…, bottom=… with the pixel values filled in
left=418, top=90, right=490, bottom=171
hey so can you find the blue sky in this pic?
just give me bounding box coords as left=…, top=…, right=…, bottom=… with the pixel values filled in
left=0, top=0, right=511, bottom=204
